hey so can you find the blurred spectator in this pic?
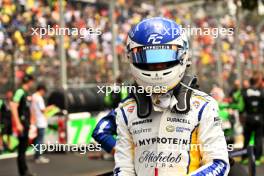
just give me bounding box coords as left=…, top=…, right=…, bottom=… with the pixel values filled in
left=10, top=75, right=36, bottom=176
left=31, top=84, right=50, bottom=164
left=229, top=79, right=244, bottom=112
left=241, top=74, right=264, bottom=165
left=210, top=85, right=225, bottom=102
left=243, top=79, right=250, bottom=89
left=0, top=90, right=13, bottom=152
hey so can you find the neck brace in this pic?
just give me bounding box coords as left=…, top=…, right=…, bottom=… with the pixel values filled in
left=131, top=75, right=198, bottom=118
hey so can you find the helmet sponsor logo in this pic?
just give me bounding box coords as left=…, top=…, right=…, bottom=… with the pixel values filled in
left=152, top=73, right=162, bottom=81
left=142, top=45, right=171, bottom=50
left=147, top=34, right=163, bottom=44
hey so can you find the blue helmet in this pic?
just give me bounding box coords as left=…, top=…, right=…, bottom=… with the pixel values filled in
left=127, top=17, right=190, bottom=93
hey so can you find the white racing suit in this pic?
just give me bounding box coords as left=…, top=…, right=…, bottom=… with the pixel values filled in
left=114, top=90, right=230, bottom=176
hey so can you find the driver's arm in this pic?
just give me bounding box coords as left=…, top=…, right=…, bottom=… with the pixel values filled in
left=189, top=100, right=230, bottom=176
left=92, top=110, right=117, bottom=153
left=114, top=107, right=135, bottom=176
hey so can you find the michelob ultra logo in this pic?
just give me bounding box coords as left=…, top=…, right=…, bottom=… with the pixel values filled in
left=139, top=151, right=182, bottom=164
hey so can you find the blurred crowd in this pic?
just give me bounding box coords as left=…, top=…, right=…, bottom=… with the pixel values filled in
left=0, top=0, right=264, bottom=94
left=210, top=71, right=264, bottom=165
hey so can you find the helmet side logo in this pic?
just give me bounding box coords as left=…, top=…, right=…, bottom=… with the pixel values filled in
left=147, top=34, right=163, bottom=44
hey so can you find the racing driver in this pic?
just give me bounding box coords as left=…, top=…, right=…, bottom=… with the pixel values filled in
left=113, top=17, right=230, bottom=176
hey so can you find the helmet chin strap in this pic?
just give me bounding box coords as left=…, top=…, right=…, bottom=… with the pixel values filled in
left=132, top=75, right=199, bottom=118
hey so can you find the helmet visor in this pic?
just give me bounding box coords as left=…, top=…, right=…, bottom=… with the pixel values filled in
left=129, top=45, right=183, bottom=64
